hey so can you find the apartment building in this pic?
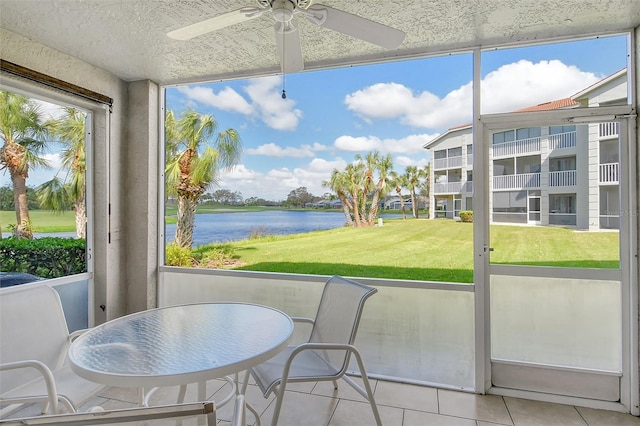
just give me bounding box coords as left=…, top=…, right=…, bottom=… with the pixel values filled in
left=424, top=69, right=626, bottom=230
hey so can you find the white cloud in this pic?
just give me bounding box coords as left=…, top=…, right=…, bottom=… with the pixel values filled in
left=334, top=133, right=439, bottom=154
left=246, top=142, right=328, bottom=158
left=176, top=76, right=303, bottom=131
left=217, top=157, right=348, bottom=201
left=243, top=76, right=303, bottom=131
left=345, top=60, right=601, bottom=130
left=176, top=86, right=253, bottom=114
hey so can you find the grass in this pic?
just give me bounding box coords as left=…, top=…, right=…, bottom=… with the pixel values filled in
left=3, top=209, right=620, bottom=284
left=0, top=210, right=76, bottom=233
left=223, top=219, right=619, bottom=283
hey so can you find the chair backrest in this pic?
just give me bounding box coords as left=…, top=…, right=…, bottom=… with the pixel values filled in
left=308, top=275, right=377, bottom=373
left=0, top=284, right=70, bottom=394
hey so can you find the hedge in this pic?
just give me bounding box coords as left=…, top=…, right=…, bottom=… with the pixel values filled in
left=0, top=237, right=86, bottom=278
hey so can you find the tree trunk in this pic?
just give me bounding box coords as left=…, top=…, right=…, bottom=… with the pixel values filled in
left=12, top=173, right=32, bottom=239
left=174, top=194, right=197, bottom=249
left=338, top=195, right=354, bottom=227
left=75, top=190, right=87, bottom=239
left=411, top=190, right=418, bottom=218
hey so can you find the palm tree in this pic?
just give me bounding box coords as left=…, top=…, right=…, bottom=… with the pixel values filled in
left=0, top=91, right=49, bottom=239
left=389, top=171, right=408, bottom=219
left=165, top=109, right=242, bottom=249
left=360, top=151, right=393, bottom=226
left=38, top=107, right=87, bottom=238
left=323, top=169, right=355, bottom=227
left=405, top=165, right=427, bottom=218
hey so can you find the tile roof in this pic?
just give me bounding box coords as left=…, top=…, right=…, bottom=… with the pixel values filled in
left=514, top=97, right=580, bottom=112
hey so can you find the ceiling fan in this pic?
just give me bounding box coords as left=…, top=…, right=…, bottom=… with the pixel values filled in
left=167, top=0, right=406, bottom=74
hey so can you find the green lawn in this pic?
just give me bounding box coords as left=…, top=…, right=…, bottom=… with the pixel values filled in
left=224, top=219, right=619, bottom=283
left=2, top=209, right=619, bottom=284
left=0, top=210, right=76, bottom=233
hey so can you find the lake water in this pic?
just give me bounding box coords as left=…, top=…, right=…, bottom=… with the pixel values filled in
left=4, top=210, right=401, bottom=246
left=166, top=210, right=402, bottom=247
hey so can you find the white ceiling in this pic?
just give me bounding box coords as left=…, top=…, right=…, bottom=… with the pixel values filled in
left=1, top=0, right=639, bottom=85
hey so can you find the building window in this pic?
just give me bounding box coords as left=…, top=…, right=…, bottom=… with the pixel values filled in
left=493, top=190, right=527, bottom=223
left=549, top=193, right=577, bottom=226
left=549, top=156, right=576, bottom=172
left=493, top=130, right=515, bottom=145
left=516, top=127, right=541, bottom=140
left=549, top=125, right=576, bottom=135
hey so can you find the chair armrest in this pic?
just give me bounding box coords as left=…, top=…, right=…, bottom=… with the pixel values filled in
left=0, top=360, right=59, bottom=414
left=290, top=317, right=314, bottom=325
left=68, top=328, right=91, bottom=343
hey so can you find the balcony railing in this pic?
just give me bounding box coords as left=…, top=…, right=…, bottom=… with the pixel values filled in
left=434, top=155, right=463, bottom=170
left=493, top=172, right=540, bottom=190
left=464, top=181, right=473, bottom=193
left=599, top=122, right=620, bottom=138
left=434, top=181, right=463, bottom=194
left=549, top=131, right=576, bottom=150
left=549, top=170, right=577, bottom=187
left=492, top=137, right=540, bottom=158
left=600, top=163, right=619, bottom=184
left=467, top=154, right=473, bottom=166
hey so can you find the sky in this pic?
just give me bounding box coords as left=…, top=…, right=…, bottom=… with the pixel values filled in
left=1, top=34, right=629, bottom=202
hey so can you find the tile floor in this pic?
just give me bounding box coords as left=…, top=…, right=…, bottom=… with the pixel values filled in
left=5, top=377, right=640, bottom=426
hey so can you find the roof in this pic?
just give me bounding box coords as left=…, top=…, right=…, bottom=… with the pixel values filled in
left=514, top=98, right=580, bottom=112
left=572, top=68, right=627, bottom=101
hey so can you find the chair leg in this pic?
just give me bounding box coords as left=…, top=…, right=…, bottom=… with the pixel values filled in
left=345, top=351, right=382, bottom=426
left=332, top=380, right=338, bottom=390
left=270, top=385, right=286, bottom=426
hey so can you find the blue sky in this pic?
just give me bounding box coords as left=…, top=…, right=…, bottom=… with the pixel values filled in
left=2, top=34, right=629, bottom=202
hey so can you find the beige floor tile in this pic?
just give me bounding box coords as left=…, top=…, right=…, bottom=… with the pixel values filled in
left=373, top=380, right=438, bottom=413
left=215, top=384, right=274, bottom=425
left=504, top=397, right=587, bottom=426
left=576, top=406, right=640, bottom=426
left=312, top=377, right=377, bottom=403
left=259, top=390, right=339, bottom=426
left=328, top=398, right=403, bottom=426
left=438, top=389, right=512, bottom=425
left=403, top=408, right=477, bottom=426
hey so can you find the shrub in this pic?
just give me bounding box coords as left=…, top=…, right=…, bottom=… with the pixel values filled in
left=165, top=243, right=193, bottom=267
left=193, top=244, right=240, bottom=269
left=0, top=237, right=86, bottom=278
left=459, top=210, right=473, bottom=223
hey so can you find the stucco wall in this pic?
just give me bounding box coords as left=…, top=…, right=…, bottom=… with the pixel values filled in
left=0, top=28, right=129, bottom=323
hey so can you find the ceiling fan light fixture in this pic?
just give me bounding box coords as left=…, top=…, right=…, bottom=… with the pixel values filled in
left=272, top=0, right=295, bottom=23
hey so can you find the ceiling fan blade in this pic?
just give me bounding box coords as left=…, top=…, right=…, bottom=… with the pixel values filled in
left=304, top=5, right=405, bottom=49
left=274, top=23, right=304, bottom=74
left=167, top=7, right=265, bottom=40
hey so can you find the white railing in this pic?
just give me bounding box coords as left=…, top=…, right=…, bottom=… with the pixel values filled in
left=600, top=163, right=619, bottom=184
left=467, top=154, right=473, bottom=166
left=463, top=181, right=473, bottom=193
left=493, top=172, right=540, bottom=189
left=492, top=137, right=540, bottom=158
left=434, top=155, right=463, bottom=169
left=599, top=122, right=619, bottom=138
left=434, top=182, right=463, bottom=194
left=549, top=131, right=576, bottom=150
left=549, top=170, right=577, bottom=187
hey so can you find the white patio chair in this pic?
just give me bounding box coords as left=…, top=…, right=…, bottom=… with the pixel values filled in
left=0, top=401, right=216, bottom=425
left=248, top=275, right=381, bottom=426
left=0, top=284, right=105, bottom=417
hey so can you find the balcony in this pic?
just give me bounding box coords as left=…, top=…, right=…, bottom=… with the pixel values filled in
left=493, top=172, right=540, bottom=190
left=434, top=181, right=463, bottom=194
left=549, top=170, right=577, bottom=187
left=433, top=155, right=463, bottom=170
left=549, top=131, right=577, bottom=150
left=600, top=163, right=619, bottom=184
left=492, top=137, right=540, bottom=158
left=600, top=122, right=620, bottom=139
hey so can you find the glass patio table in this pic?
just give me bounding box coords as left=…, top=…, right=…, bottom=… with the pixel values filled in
left=68, top=302, right=293, bottom=415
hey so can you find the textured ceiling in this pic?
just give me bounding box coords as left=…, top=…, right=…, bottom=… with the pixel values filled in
left=1, top=0, right=639, bottom=85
